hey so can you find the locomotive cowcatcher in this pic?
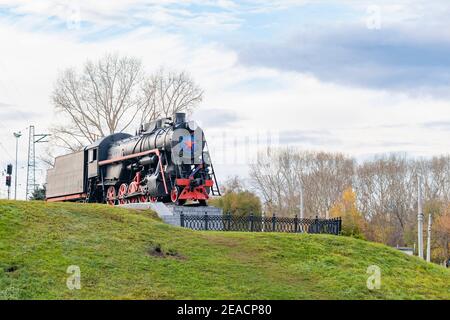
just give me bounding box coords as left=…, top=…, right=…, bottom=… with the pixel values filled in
left=46, top=113, right=220, bottom=206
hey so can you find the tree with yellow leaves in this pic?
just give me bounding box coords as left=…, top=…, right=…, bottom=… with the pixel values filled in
left=433, top=206, right=450, bottom=264
left=330, top=187, right=366, bottom=239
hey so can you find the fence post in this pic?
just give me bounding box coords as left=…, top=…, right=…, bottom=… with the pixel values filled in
left=338, top=217, right=342, bottom=235
left=314, top=215, right=319, bottom=234
left=180, top=212, right=184, bottom=228
left=227, top=212, right=231, bottom=231
left=294, top=214, right=298, bottom=233
left=272, top=213, right=276, bottom=232
left=330, top=217, right=333, bottom=234
left=249, top=213, right=254, bottom=232
left=204, top=212, right=209, bottom=231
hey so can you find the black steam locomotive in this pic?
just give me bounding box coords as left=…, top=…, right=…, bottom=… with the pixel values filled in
left=46, top=113, right=220, bottom=206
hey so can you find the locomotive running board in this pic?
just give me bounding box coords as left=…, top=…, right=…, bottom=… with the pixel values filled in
left=47, top=193, right=87, bottom=202
left=98, top=149, right=160, bottom=166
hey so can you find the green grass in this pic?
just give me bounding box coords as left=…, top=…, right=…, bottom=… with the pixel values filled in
left=0, top=200, right=449, bottom=300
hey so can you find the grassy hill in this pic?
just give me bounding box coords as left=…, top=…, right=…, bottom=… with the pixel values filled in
left=0, top=200, right=449, bottom=300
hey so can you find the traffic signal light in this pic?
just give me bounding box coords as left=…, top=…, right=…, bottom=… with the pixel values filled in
left=6, top=175, right=11, bottom=187
left=6, top=164, right=12, bottom=175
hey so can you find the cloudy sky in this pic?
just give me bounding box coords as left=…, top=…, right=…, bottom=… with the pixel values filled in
left=1, top=0, right=450, bottom=198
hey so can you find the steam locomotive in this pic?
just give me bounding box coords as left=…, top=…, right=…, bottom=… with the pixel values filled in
left=46, top=113, right=220, bottom=206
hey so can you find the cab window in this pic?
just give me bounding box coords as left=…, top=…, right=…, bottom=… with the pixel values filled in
left=89, top=149, right=98, bottom=162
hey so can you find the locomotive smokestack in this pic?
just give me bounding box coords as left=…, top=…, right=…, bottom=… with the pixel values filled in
left=174, top=112, right=186, bottom=125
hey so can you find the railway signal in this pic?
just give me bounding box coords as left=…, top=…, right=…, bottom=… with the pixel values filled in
left=5, top=164, right=12, bottom=199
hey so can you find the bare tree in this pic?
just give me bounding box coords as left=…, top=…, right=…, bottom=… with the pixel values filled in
left=52, top=54, right=145, bottom=151
left=354, top=155, right=414, bottom=245
left=434, top=207, right=450, bottom=264
left=51, top=54, right=203, bottom=152
left=221, top=176, right=247, bottom=194
left=302, top=151, right=354, bottom=218
left=250, top=149, right=287, bottom=215
left=139, top=68, right=203, bottom=125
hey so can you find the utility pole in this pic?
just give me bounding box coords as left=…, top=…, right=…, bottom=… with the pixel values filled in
left=13, top=131, right=22, bottom=200
left=417, top=176, right=424, bottom=259
left=299, top=182, right=304, bottom=219
left=426, top=213, right=432, bottom=262
left=26, top=126, right=35, bottom=200
left=261, top=209, right=265, bottom=232
left=26, top=125, right=50, bottom=200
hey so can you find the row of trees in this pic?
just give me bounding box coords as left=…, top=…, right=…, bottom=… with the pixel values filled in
left=249, top=148, right=450, bottom=264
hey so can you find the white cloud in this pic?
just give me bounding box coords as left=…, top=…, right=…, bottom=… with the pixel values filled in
left=1, top=0, right=450, bottom=199
left=0, top=0, right=247, bottom=35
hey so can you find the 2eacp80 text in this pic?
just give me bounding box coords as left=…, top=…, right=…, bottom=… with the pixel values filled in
left=221, top=304, right=272, bottom=316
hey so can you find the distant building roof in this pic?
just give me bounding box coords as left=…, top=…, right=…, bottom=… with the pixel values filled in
left=395, top=247, right=414, bottom=255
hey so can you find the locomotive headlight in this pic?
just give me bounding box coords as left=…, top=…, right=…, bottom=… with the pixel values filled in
left=187, top=121, right=197, bottom=131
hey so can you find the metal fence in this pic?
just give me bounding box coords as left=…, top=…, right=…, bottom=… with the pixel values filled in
left=180, top=213, right=342, bottom=235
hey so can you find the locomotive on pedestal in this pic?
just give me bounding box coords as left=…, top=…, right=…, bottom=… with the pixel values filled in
left=46, top=113, right=220, bottom=206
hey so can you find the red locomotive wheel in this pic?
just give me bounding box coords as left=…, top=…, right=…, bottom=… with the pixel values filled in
left=170, top=188, right=179, bottom=203
left=117, top=183, right=128, bottom=205
left=106, top=186, right=116, bottom=205
left=149, top=196, right=157, bottom=203
left=128, top=182, right=139, bottom=203
left=138, top=186, right=148, bottom=203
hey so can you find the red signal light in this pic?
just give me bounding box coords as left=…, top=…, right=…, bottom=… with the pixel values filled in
left=6, top=175, right=11, bottom=187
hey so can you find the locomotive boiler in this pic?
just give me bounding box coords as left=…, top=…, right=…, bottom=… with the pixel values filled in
left=46, top=113, right=220, bottom=205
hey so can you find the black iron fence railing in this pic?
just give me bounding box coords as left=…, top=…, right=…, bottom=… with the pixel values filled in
left=180, top=213, right=342, bottom=235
